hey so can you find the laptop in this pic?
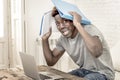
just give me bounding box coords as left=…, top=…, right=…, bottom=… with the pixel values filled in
left=19, top=52, right=65, bottom=80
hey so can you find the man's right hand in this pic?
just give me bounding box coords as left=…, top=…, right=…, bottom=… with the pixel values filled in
left=42, top=27, right=52, bottom=40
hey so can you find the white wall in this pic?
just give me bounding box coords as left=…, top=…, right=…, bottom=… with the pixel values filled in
left=25, top=0, right=54, bottom=56
left=75, top=0, right=120, bottom=48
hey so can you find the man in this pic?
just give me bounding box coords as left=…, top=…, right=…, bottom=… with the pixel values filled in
left=41, top=7, right=115, bottom=80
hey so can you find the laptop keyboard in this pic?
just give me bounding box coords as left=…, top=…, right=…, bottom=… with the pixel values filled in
left=39, top=73, right=52, bottom=80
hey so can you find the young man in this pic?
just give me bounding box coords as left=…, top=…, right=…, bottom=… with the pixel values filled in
left=41, top=7, right=115, bottom=80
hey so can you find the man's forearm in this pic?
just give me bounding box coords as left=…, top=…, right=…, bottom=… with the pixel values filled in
left=42, top=39, right=54, bottom=65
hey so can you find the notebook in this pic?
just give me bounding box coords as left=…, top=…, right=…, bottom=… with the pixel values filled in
left=51, top=0, right=91, bottom=25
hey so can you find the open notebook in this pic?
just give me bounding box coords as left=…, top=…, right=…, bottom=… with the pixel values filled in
left=51, top=0, right=91, bottom=25
left=39, top=11, right=58, bottom=36
left=40, top=0, right=91, bottom=36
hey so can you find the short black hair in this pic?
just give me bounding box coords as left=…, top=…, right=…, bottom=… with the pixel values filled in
left=51, top=7, right=59, bottom=17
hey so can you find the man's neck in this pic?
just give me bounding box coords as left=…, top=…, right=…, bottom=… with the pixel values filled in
left=71, top=28, right=78, bottom=39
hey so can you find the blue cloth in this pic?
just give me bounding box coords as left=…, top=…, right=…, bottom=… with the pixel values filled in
left=69, top=68, right=107, bottom=80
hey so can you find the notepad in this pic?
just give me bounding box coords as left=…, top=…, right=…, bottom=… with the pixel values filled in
left=51, top=0, right=91, bottom=25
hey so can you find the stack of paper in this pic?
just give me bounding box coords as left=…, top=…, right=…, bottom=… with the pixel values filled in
left=51, top=0, right=91, bottom=25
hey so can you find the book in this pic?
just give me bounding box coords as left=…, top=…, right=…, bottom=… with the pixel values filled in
left=39, top=11, right=58, bottom=37
left=51, top=0, right=91, bottom=25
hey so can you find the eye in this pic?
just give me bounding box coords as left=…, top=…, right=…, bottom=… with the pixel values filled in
left=64, top=19, right=69, bottom=22
left=63, top=19, right=72, bottom=23
left=55, top=21, right=60, bottom=26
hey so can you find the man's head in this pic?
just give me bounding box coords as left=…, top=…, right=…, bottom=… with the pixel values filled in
left=51, top=7, right=77, bottom=38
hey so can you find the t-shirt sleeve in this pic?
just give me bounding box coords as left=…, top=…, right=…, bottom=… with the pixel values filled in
left=84, top=24, right=104, bottom=42
left=55, top=37, right=65, bottom=52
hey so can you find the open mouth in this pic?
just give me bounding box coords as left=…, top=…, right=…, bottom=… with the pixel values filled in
left=60, top=28, right=70, bottom=36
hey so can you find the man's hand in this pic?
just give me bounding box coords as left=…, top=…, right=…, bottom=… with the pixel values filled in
left=69, top=11, right=82, bottom=27
left=42, top=27, right=52, bottom=40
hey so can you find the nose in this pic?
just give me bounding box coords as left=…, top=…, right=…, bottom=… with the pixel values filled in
left=59, top=23, right=65, bottom=29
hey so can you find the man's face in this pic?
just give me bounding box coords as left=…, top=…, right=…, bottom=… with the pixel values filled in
left=55, top=15, right=75, bottom=38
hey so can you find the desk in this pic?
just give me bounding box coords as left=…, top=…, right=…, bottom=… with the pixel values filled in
left=0, top=65, right=84, bottom=80
left=38, top=65, right=84, bottom=80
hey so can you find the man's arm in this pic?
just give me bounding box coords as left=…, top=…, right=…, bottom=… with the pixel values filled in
left=70, top=12, right=103, bottom=58
left=42, top=28, right=64, bottom=66
left=76, top=23, right=103, bottom=58
left=42, top=39, right=64, bottom=66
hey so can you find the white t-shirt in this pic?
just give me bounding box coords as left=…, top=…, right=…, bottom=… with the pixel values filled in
left=56, top=24, right=115, bottom=80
